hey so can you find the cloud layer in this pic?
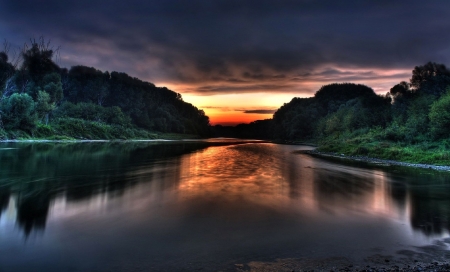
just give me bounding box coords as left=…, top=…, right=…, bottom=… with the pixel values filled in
left=1, top=1, right=450, bottom=96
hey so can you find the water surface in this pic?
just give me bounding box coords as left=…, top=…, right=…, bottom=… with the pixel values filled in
left=0, top=140, right=449, bottom=271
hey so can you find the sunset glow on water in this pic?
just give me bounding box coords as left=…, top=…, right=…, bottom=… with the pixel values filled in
left=1, top=141, right=449, bottom=271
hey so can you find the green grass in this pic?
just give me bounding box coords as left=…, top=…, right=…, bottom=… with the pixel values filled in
left=0, top=118, right=201, bottom=141
left=313, top=126, right=450, bottom=165
left=318, top=136, right=450, bottom=166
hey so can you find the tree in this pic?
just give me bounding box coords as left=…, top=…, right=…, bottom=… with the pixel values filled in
left=66, top=66, right=109, bottom=104
left=0, top=51, right=14, bottom=87
left=36, top=91, right=54, bottom=124
left=403, top=94, right=434, bottom=142
left=410, top=62, right=450, bottom=96
left=0, top=93, right=36, bottom=131
left=41, top=72, right=63, bottom=104
left=21, top=38, right=59, bottom=83
left=390, top=81, right=410, bottom=98
left=314, top=83, right=376, bottom=114
left=0, top=47, right=17, bottom=99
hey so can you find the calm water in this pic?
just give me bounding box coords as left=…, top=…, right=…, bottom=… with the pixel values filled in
left=0, top=140, right=450, bottom=271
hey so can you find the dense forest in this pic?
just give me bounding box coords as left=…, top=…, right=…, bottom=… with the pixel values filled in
left=215, top=62, right=450, bottom=165
left=0, top=39, right=211, bottom=140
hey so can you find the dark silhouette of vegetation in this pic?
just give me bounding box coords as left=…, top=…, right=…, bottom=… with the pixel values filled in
left=215, top=62, right=450, bottom=165
left=212, top=119, right=274, bottom=139
left=0, top=39, right=211, bottom=139
left=271, top=83, right=392, bottom=142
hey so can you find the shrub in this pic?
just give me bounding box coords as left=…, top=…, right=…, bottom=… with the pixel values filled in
left=0, top=93, right=37, bottom=131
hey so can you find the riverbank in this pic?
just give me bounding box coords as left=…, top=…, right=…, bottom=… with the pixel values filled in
left=0, top=118, right=205, bottom=142
left=297, top=149, right=450, bottom=171
left=0, top=132, right=202, bottom=142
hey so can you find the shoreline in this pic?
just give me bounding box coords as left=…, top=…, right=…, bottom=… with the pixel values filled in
left=0, top=139, right=198, bottom=143
left=3, top=139, right=450, bottom=171
left=300, top=149, right=450, bottom=171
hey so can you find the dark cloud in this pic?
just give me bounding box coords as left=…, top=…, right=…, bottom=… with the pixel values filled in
left=1, top=1, right=450, bottom=95
left=195, top=106, right=276, bottom=114
left=243, top=110, right=277, bottom=114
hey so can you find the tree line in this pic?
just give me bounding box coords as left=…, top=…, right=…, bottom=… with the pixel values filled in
left=214, top=62, right=450, bottom=148
left=0, top=39, right=211, bottom=139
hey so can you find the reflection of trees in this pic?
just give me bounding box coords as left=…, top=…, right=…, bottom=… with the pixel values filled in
left=408, top=183, right=450, bottom=236
left=312, top=169, right=375, bottom=210
left=0, top=142, right=214, bottom=236
left=378, top=170, right=450, bottom=236
left=311, top=162, right=450, bottom=237
left=16, top=192, right=51, bottom=236
left=377, top=170, right=450, bottom=237
left=0, top=189, right=10, bottom=220
left=388, top=182, right=407, bottom=210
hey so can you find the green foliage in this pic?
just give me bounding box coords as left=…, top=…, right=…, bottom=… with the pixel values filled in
left=0, top=93, right=36, bottom=131
left=0, top=39, right=211, bottom=139
left=52, top=118, right=157, bottom=140
left=0, top=128, right=7, bottom=140
left=42, top=72, right=63, bottom=104
left=273, top=83, right=390, bottom=141
left=54, top=102, right=132, bottom=127
left=319, top=140, right=450, bottom=166
left=398, top=94, right=434, bottom=142
left=64, top=66, right=210, bottom=136
left=320, top=98, right=373, bottom=136
left=429, top=88, right=450, bottom=138
left=34, top=123, right=55, bottom=138
left=36, top=90, right=54, bottom=122
left=268, top=62, right=450, bottom=165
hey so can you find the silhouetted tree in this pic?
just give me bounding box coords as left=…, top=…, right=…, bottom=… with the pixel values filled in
left=410, top=62, right=450, bottom=96
left=21, top=38, right=59, bottom=83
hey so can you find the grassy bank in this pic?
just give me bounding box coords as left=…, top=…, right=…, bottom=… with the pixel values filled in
left=316, top=128, right=450, bottom=166
left=0, top=118, right=201, bottom=141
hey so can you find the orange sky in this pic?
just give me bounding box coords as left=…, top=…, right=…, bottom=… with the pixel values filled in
left=181, top=92, right=295, bottom=126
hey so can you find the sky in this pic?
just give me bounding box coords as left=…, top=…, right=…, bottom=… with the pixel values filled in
left=1, top=1, right=450, bottom=125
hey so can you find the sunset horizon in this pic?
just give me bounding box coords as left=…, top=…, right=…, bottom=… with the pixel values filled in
left=1, top=1, right=444, bottom=126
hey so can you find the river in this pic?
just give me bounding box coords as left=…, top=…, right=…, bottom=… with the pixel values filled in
left=0, top=140, right=449, bottom=271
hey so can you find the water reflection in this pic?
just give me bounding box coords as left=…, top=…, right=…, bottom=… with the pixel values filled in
left=409, top=182, right=450, bottom=236
left=0, top=142, right=449, bottom=238
left=0, top=141, right=215, bottom=235
left=0, top=141, right=450, bottom=271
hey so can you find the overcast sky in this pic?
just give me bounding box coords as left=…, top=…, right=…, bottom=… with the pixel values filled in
left=1, top=1, right=450, bottom=124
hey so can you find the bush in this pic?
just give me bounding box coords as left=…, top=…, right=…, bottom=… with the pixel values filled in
left=0, top=93, right=37, bottom=131
left=34, top=123, right=54, bottom=138
left=54, top=102, right=132, bottom=127
left=51, top=117, right=156, bottom=140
